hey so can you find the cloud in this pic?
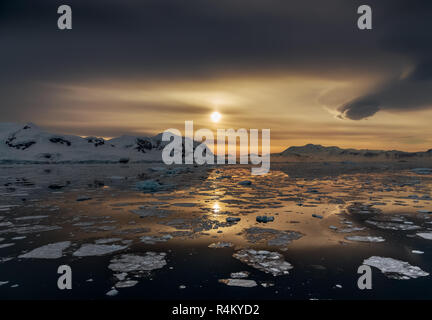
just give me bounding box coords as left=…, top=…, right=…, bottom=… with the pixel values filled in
left=337, top=62, right=432, bottom=120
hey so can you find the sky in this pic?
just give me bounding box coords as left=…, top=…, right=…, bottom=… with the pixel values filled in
left=1, top=0, right=432, bottom=152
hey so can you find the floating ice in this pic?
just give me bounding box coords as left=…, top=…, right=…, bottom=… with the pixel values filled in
left=140, top=235, right=173, bottom=244
left=95, top=238, right=123, bottom=244
left=208, top=242, right=233, bottom=248
left=0, top=243, right=14, bottom=249
left=345, top=236, right=385, bottom=243
left=219, top=279, right=257, bottom=287
left=363, top=256, right=429, bottom=279
left=256, top=216, right=274, bottom=223
left=19, top=241, right=71, bottom=259
left=135, top=180, right=162, bottom=192
left=366, top=220, right=421, bottom=231
left=233, top=249, right=293, bottom=276
left=108, top=252, right=167, bottom=273
left=15, top=215, right=48, bottom=221
left=0, top=225, right=62, bottom=235
left=115, top=280, right=138, bottom=288
left=230, top=271, right=250, bottom=279
left=106, top=289, right=119, bottom=296
left=411, top=168, right=432, bottom=175
left=412, top=250, right=424, bottom=254
left=416, top=232, right=432, bottom=240
left=73, top=244, right=128, bottom=257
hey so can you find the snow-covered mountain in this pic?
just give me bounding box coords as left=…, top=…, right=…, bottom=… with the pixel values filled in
left=0, top=123, right=207, bottom=163
left=278, top=143, right=432, bottom=161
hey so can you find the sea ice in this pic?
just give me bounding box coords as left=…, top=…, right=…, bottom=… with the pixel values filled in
left=108, top=252, right=167, bottom=273
left=363, top=256, right=429, bottom=279
left=345, top=236, right=385, bottom=243
left=230, top=271, right=250, bottom=279
left=219, top=279, right=257, bottom=287
left=208, top=242, right=233, bottom=248
left=233, top=249, right=293, bottom=276
left=416, top=232, right=432, bottom=240
left=19, top=241, right=71, bottom=259
left=73, top=244, right=128, bottom=257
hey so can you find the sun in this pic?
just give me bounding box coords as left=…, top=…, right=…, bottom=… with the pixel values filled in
left=211, top=111, right=222, bottom=123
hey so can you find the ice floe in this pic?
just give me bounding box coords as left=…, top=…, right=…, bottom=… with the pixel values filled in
left=19, top=241, right=71, bottom=259
left=230, top=271, right=250, bottom=279
left=363, top=256, right=429, bottom=279
left=108, top=252, right=167, bottom=273
left=416, top=232, right=432, bottom=240
left=219, top=279, right=257, bottom=287
left=233, top=249, right=293, bottom=276
left=73, top=244, right=128, bottom=257
left=345, top=236, right=385, bottom=243
left=208, top=242, right=233, bottom=248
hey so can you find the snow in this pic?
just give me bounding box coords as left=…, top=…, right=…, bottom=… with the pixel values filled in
left=19, top=241, right=71, bottom=259
left=0, top=122, right=211, bottom=163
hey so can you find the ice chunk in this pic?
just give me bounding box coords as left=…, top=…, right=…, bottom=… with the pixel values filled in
left=230, top=271, right=250, bottom=279
left=15, top=215, right=48, bottom=221
left=108, top=252, right=167, bottom=273
left=106, top=289, right=119, bottom=296
left=363, top=256, right=429, bottom=279
left=345, top=236, right=385, bottom=243
left=0, top=243, right=14, bottom=249
left=135, top=180, right=162, bottom=192
left=19, top=241, right=71, bottom=259
left=219, top=279, right=257, bottom=287
left=115, top=280, right=138, bottom=288
left=208, top=242, right=233, bottom=248
left=256, top=216, right=274, bottom=223
left=417, top=232, right=432, bottom=240
left=73, top=244, right=128, bottom=257
left=233, top=249, right=293, bottom=276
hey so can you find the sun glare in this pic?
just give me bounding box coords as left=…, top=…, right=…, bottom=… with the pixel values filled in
left=211, top=111, right=222, bottom=123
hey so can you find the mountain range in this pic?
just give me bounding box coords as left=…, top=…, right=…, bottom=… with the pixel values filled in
left=0, top=123, right=191, bottom=163
left=0, top=123, right=431, bottom=163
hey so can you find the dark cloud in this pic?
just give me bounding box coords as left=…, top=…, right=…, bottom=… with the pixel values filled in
left=336, top=0, right=432, bottom=119
left=0, top=0, right=431, bottom=126
left=337, top=71, right=432, bottom=119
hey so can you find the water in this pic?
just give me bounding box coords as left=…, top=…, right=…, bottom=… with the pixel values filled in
left=0, top=163, right=432, bottom=299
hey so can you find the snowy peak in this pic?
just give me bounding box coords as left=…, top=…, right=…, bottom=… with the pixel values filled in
left=280, top=143, right=431, bottom=161
left=0, top=122, right=208, bottom=163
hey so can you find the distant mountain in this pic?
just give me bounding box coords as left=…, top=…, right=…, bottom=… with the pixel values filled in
left=278, top=143, right=432, bottom=161
left=0, top=123, right=208, bottom=163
